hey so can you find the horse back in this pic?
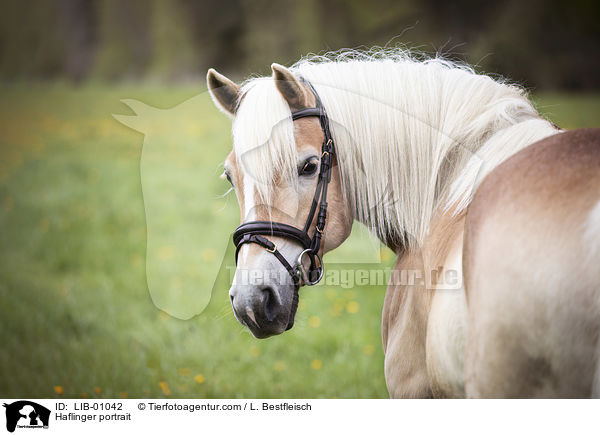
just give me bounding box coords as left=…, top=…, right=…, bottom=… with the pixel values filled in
left=463, top=128, right=600, bottom=397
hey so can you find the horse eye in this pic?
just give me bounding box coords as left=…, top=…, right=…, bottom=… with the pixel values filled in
left=299, top=159, right=319, bottom=176
left=224, top=172, right=233, bottom=186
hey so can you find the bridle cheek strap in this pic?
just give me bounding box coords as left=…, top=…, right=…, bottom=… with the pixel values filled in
left=232, top=78, right=333, bottom=289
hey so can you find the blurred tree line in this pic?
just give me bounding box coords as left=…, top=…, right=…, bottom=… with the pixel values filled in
left=0, top=0, right=598, bottom=89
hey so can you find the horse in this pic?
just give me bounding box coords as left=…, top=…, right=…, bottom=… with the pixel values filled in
left=206, top=50, right=600, bottom=398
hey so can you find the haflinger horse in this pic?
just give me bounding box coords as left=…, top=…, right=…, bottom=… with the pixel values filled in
left=206, top=50, right=600, bottom=398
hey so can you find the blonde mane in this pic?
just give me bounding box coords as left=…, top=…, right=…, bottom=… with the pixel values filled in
left=231, top=49, right=559, bottom=247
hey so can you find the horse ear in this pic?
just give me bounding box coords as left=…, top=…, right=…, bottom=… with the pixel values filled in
left=271, top=63, right=308, bottom=110
left=207, top=68, right=241, bottom=118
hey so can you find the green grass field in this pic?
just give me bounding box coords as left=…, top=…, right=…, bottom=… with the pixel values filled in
left=0, top=84, right=598, bottom=399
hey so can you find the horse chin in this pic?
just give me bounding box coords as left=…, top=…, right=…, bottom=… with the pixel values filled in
left=246, top=317, right=289, bottom=339
left=249, top=326, right=285, bottom=339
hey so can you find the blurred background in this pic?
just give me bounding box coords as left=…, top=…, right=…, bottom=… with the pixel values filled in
left=1, top=0, right=600, bottom=88
left=0, top=0, right=598, bottom=399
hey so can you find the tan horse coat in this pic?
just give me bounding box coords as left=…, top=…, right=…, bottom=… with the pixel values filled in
left=383, top=129, right=600, bottom=398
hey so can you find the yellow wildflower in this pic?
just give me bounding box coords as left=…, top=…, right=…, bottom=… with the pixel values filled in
left=346, top=301, right=360, bottom=314
left=158, top=381, right=171, bottom=395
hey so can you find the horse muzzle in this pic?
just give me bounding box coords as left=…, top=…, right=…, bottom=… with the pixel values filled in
left=229, top=262, right=300, bottom=338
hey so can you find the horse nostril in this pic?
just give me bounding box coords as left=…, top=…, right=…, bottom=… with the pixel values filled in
left=261, top=287, right=281, bottom=322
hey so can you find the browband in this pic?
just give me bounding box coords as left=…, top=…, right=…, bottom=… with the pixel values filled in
left=291, top=107, right=323, bottom=120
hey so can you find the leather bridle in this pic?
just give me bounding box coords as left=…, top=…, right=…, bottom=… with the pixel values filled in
left=233, top=79, right=334, bottom=290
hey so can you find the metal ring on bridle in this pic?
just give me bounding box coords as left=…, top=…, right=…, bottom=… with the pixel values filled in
left=295, top=249, right=324, bottom=286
